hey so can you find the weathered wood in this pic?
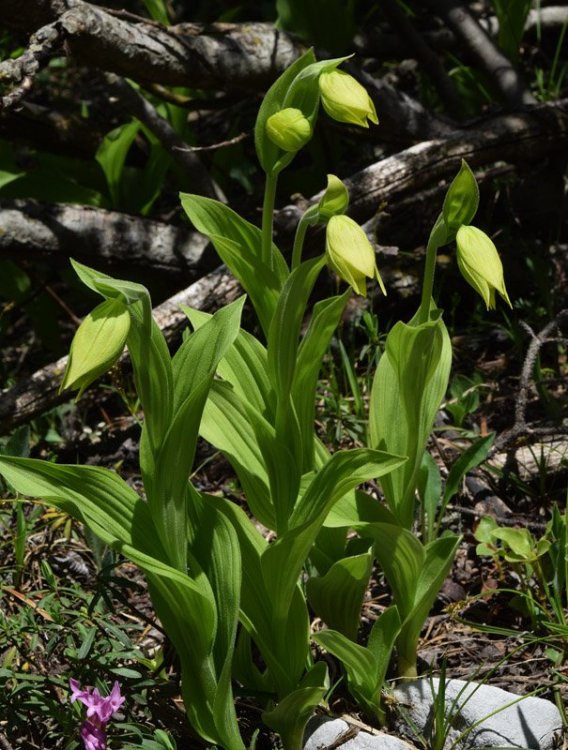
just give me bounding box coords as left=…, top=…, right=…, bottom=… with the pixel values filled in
left=0, top=1, right=450, bottom=141
left=0, top=266, right=240, bottom=434
left=0, top=200, right=216, bottom=277
left=3, top=97, right=566, bottom=275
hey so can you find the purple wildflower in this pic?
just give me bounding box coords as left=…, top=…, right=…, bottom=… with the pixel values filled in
left=70, top=678, right=124, bottom=750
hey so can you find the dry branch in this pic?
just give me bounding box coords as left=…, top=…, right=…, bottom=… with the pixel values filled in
left=423, top=0, right=536, bottom=107
left=0, top=0, right=451, bottom=141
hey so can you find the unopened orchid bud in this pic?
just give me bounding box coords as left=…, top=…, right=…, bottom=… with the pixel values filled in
left=319, top=70, right=378, bottom=128
left=265, top=108, right=312, bottom=152
left=456, top=225, right=511, bottom=310
left=326, top=215, right=386, bottom=297
left=60, top=297, right=130, bottom=397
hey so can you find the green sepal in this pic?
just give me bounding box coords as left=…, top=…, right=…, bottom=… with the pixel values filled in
left=442, top=159, right=479, bottom=240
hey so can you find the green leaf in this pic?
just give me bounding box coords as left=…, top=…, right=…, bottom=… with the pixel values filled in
left=96, top=120, right=140, bottom=207
left=307, top=552, right=372, bottom=641
left=185, top=308, right=275, bottom=419
left=293, top=290, right=351, bottom=470
left=205, top=493, right=309, bottom=695
left=267, top=255, right=326, bottom=405
left=180, top=194, right=288, bottom=335
left=149, top=298, right=244, bottom=570
left=417, top=451, right=442, bottom=544
left=262, top=449, right=406, bottom=637
left=141, top=0, right=170, bottom=25
left=262, top=663, right=328, bottom=750
left=314, top=605, right=399, bottom=722
left=443, top=433, right=495, bottom=505
left=369, top=309, right=452, bottom=528
left=200, top=381, right=274, bottom=529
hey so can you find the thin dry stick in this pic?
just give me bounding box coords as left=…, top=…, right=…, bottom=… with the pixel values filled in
left=423, top=0, right=536, bottom=107
left=493, top=309, right=568, bottom=452
left=104, top=73, right=222, bottom=200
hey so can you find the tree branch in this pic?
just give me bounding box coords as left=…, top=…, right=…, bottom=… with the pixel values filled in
left=0, top=0, right=452, bottom=142
left=423, top=0, right=536, bottom=107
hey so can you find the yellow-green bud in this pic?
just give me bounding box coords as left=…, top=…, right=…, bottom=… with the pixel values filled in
left=60, top=297, right=130, bottom=397
left=265, top=108, right=312, bottom=152
left=319, top=70, right=379, bottom=128
left=456, top=225, right=512, bottom=310
left=325, top=215, right=386, bottom=297
left=318, top=174, right=349, bottom=219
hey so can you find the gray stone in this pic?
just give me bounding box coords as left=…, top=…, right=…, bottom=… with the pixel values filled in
left=392, top=678, right=564, bottom=750
left=303, top=717, right=416, bottom=750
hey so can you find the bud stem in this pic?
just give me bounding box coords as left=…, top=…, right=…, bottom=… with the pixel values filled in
left=261, top=172, right=278, bottom=270
left=417, top=233, right=440, bottom=324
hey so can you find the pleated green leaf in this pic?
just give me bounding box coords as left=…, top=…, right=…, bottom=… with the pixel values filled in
left=185, top=307, right=275, bottom=419
left=180, top=194, right=288, bottom=335
left=262, top=663, right=328, bottom=750
left=293, top=290, right=351, bottom=470
left=262, top=449, right=406, bottom=636
left=148, top=298, right=244, bottom=570
left=369, top=308, right=451, bottom=528
left=307, top=552, right=372, bottom=641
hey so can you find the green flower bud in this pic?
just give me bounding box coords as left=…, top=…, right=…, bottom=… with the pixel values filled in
left=60, top=297, right=131, bottom=397
left=318, top=174, right=350, bottom=219
left=265, top=107, right=312, bottom=152
left=326, top=215, right=386, bottom=297
left=456, top=226, right=512, bottom=310
left=319, top=70, right=378, bottom=128
left=442, top=160, right=479, bottom=238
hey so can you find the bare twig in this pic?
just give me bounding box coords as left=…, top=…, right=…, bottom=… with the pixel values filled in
left=493, top=309, right=568, bottom=451
left=423, top=0, right=536, bottom=108
left=104, top=73, right=222, bottom=200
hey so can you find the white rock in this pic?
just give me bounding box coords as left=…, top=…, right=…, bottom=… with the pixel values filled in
left=303, top=717, right=416, bottom=750
left=392, top=678, right=564, bottom=750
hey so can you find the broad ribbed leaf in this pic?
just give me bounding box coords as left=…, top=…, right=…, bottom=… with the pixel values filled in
left=267, top=255, right=325, bottom=403
left=314, top=628, right=380, bottom=718
left=307, top=552, right=372, bottom=640
left=369, top=309, right=451, bottom=527
left=149, top=298, right=244, bottom=570
left=262, top=663, right=327, bottom=750
left=200, top=381, right=274, bottom=528
left=293, top=290, right=351, bottom=470
left=185, top=307, right=275, bottom=418
left=263, top=449, right=406, bottom=634
left=180, top=194, right=288, bottom=335
left=206, top=493, right=309, bottom=695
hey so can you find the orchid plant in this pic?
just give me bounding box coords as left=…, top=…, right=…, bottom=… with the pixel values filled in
left=0, top=51, right=511, bottom=749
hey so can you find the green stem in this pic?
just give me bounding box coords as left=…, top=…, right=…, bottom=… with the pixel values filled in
left=291, top=216, right=309, bottom=270
left=417, top=234, right=439, bottom=324
left=262, top=171, right=278, bottom=268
